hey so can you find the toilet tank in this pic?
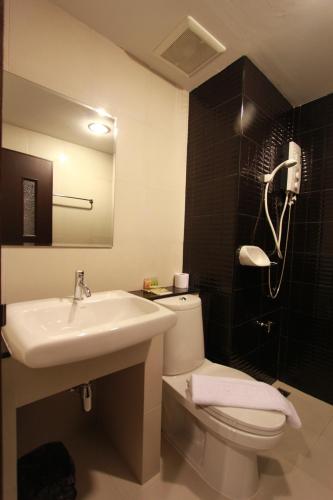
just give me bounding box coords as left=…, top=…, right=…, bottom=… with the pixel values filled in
left=155, top=295, right=205, bottom=375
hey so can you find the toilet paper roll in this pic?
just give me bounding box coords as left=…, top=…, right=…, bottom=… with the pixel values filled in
left=174, top=273, right=189, bottom=289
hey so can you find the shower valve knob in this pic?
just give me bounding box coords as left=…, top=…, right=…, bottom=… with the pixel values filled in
left=255, top=320, right=274, bottom=334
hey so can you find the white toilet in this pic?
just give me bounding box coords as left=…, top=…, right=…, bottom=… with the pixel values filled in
left=156, top=294, right=286, bottom=500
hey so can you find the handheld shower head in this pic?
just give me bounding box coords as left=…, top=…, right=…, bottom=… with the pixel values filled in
left=261, top=159, right=297, bottom=184
left=283, top=159, right=297, bottom=169
left=262, top=156, right=299, bottom=262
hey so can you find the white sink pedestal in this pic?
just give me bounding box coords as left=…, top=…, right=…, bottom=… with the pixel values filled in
left=2, top=335, right=163, bottom=500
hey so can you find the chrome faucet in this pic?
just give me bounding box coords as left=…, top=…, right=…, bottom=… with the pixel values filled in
left=74, top=270, right=92, bottom=301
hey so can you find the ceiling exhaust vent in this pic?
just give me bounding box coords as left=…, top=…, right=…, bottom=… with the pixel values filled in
left=154, top=16, right=226, bottom=77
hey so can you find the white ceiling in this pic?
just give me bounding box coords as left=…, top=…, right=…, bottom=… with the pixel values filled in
left=3, top=72, right=116, bottom=154
left=51, top=0, right=333, bottom=106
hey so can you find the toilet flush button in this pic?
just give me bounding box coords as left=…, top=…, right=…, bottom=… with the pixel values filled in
left=180, top=296, right=187, bottom=301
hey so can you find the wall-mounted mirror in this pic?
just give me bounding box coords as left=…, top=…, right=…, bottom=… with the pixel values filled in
left=1, top=72, right=116, bottom=247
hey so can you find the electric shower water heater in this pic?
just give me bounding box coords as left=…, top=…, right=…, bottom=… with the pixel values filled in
left=280, top=141, right=302, bottom=194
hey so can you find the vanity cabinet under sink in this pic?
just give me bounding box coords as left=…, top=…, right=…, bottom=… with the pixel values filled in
left=2, top=334, right=165, bottom=499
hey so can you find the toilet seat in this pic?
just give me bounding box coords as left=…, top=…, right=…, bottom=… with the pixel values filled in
left=163, top=359, right=286, bottom=438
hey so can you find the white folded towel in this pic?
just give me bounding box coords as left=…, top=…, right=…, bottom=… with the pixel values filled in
left=189, top=375, right=302, bottom=429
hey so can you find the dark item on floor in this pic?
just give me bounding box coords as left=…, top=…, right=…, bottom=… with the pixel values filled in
left=17, top=441, right=77, bottom=500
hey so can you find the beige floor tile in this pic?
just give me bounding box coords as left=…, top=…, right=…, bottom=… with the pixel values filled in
left=296, top=416, right=333, bottom=490
left=77, top=470, right=123, bottom=500
left=107, top=438, right=225, bottom=500
left=66, top=430, right=225, bottom=500
left=319, top=415, right=333, bottom=440
left=274, top=381, right=333, bottom=435
left=262, top=421, right=319, bottom=466
left=264, top=381, right=333, bottom=468
left=64, top=383, right=333, bottom=500
left=142, top=438, right=225, bottom=500
left=66, top=433, right=126, bottom=500
left=255, top=456, right=333, bottom=500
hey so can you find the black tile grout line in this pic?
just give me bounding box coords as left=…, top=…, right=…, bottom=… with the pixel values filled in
left=297, top=123, right=333, bottom=135
left=239, top=132, right=262, bottom=149
left=292, top=250, right=333, bottom=257
left=297, top=187, right=333, bottom=195
left=293, top=221, right=325, bottom=225
left=288, top=280, right=333, bottom=289
left=191, top=90, right=243, bottom=110
left=279, top=335, right=333, bottom=355
left=233, top=310, right=282, bottom=329
left=233, top=284, right=269, bottom=293
left=242, top=93, right=293, bottom=128
left=212, top=93, right=243, bottom=111
left=241, top=130, right=292, bottom=152
left=186, top=172, right=239, bottom=183
left=242, top=60, right=291, bottom=113
left=228, top=352, right=278, bottom=382
left=187, top=212, right=238, bottom=220
left=238, top=212, right=266, bottom=220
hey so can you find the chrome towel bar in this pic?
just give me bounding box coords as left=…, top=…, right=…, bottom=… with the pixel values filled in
left=53, top=193, right=93, bottom=208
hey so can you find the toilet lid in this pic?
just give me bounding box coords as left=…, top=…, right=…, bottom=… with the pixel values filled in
left=163, top=359, right=286, bottom=437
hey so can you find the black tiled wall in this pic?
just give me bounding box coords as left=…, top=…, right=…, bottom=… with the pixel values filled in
left=280, top=94, right=333, bottom=403
left=232, top=60, right=293, bottom=382
left=184, top=56, right=333, bottom=404
left=184, top=57, right=293, bottom=383
left=184, top=58, right=243, bottom=364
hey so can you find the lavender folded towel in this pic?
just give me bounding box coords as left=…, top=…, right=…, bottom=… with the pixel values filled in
left=189, top=375, right=302, bottom=429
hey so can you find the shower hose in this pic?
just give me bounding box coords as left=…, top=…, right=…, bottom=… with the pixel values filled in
left=267, top=196, right=293, bottom=299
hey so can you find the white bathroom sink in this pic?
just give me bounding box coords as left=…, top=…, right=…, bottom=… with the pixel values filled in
left=2, top=290, right=176, bottom=368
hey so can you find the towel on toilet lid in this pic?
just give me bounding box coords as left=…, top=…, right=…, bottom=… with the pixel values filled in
left=189, top=375, right=302, bottom=429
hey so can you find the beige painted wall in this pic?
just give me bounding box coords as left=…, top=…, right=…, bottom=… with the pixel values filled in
left=3, top=123, right=115, bottom=246
left=2, top=0, right=188, bottom=303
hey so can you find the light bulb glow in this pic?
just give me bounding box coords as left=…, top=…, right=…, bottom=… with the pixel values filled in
left=57, top=153, right=68, bottom=163
left=88, top=122, right=111, bottom=135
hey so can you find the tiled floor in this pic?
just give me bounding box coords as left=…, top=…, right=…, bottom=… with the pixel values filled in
left=67, top=380, right=333, bottom=499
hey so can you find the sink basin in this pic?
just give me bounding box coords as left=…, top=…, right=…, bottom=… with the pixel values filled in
left=2, top=290, right=176, bottom=368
